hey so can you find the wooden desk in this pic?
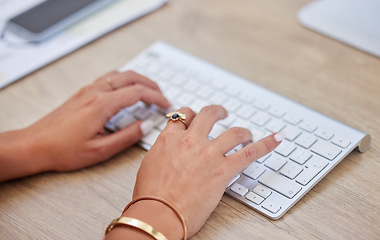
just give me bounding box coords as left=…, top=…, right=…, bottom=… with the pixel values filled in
left=1, top=0, right=379, bottom=239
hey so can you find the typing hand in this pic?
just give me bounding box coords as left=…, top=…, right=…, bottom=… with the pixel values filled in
left=0, top=70, right=171, bottom=181
left=125, top=105, right=283, bottom=238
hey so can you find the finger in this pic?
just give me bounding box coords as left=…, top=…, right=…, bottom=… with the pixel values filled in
left=96, top=70, right=161, bottom=92
left=113, top=71, right=161, bottom=90
left=188, top=105, right=227, bottom=135
left=223, top=132, right=284, bottom=176
left=211, top=127, right=252, bottom=154
left=94, top=70, right=119, bottom=91
left=164, top=107, right=196, bottom=131
left=91, top=120, right=144, bottom=160
left=108, top=84, right=171, bottom=113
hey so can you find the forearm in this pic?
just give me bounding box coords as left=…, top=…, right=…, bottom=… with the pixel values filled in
left=105, top=200, right=184, bottom=240
left=0, top=128, right=49, bottom=182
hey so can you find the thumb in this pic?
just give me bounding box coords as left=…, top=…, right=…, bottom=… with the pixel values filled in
left=93, top=120, right=154, bottom=159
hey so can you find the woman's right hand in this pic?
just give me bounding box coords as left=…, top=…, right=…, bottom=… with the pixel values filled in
left=120, top=105, right=284, bottom=239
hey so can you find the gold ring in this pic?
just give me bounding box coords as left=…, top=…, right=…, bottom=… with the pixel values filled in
left=105, top=76, right=114, bottom=90
left=166, top=111, right=188, bottom=129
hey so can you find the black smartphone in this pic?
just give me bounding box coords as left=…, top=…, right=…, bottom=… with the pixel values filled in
left=4, top=0, right=115, bottom=42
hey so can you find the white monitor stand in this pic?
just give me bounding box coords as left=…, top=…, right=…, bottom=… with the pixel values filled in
left=298, top=0, right=380, bottom=58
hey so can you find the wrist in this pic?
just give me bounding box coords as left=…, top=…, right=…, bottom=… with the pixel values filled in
left=0, top=127, right=51, bottom=182
left=105, top=199, right=184, bottom=240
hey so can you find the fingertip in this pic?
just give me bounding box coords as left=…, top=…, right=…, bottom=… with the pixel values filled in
left=274, top=132, right=286, bottom=142
left=140, top=119, right=155, bottom=136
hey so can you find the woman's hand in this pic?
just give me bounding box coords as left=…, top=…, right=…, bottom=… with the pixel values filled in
left=0, top=70, right=171, bottom=182
left=121, top=105, right=283, bottom=238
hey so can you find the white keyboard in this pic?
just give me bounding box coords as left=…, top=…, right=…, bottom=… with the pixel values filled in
left=106, top=41, right=371, bottom=220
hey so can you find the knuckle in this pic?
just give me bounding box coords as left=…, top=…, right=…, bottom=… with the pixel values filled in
left=200, top=105, right=219, bottom=115
left=243, top=146, right=258, bottom=161
left=229, top=127, right=248, bottom=140
left=214, top=164, right=227, bottom=178
left=88, top=142, right=108, bottom=159
left=87, top=93, right=107, bottom=105
left=179, top=133, right=193, bottom=148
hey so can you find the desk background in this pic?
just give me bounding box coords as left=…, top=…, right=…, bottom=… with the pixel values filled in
left=1, top=0, right=379, bottom=239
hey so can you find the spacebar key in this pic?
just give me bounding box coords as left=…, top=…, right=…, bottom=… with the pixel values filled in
left=258, top=171, right=302, bottom=198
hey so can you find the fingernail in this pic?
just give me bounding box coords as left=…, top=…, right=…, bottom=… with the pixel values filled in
left=140, top=120, right=154, bottom=136
left=274, top=132, right=286, bottom=142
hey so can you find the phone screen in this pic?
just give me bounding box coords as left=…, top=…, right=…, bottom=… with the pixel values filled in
left=10, top=0, right=98, bottom=34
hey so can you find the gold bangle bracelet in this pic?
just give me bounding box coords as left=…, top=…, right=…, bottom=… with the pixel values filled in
left=105, top=217, right=168, bottom=240
left=123, top=196, right=188, bottom=240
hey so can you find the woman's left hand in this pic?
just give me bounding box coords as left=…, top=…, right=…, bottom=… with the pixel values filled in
left=0, top=70, right=171, bottom=181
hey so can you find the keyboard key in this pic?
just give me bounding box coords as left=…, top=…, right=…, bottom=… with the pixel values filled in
left=282, top=126, right=302, bottom=141
left=165, top=87, right=181, bottom=101
left=159, top=69, right=175, bottom=79
left=243, top=162, right=266, bottom=180
left=296, top=155, right=329, bottom=185
left=211, top=80, right=225, bottom=89
left=246, top=192, right=264, bottom=205
left=295, top=134, right=318, bottom=149
left=256, top=153, right=270, bottom=163
left=254, top=101, right=270, bottom=110
left=236, top=105, right=257, bottom=119
left=115, top=115, right=136, bottom=129
left=315, top=128, right=334, bottom=140
left=209, top=123, right=227, bottom=139
left=209, top=92, right=228, bottom=104
left=135, top=107, right=154, bottom=119
left=283, top=114, right=302, bottom=125
left=331, top=135, right=351, bottom=148
left=299, top=121, right=317, bottom=133
left=231, top=119, right=250, bottom=129
left=262, top=200, right=281, bottom=214
left=124, top=101, right=145, bottom=113
left=177, top=93, right=195, bottom=106
left=228, top=174, right=240, bottom=187
left=289, top=148, right=312, bottom=165
left=311, top=140, right=342, bottom=160
left=218, top=114, right=236, bottom=128
left=251, top=112, right=271, bottom=126
left=268, top=108, right=285, bottom=118
left=249, top=127, right=266, bottom=142
left=189, top=99, right=208, bottom=112
left=141, top=128, right=161, bottom=146
left=239, top=93, right=255, bottom=103
left=265, top=119, right=286, bottom=133
left=147, top=63, right=162, bottom=73
left=230, top=183, right=248, bottom=196
left=274, top=142, right=296, bottom=157
left=280, top=161, right=303, bottom=179
left=157, top=120, right=168, bottom=131
left=197, top=86, right=213, bottom=98
left=171, top=75, right=186, bottom=85
left=226, top=87, right=240, bottom=96
left=223, top=99, right=241, bottom=112
left=148, top=113, right=166, bottom=126
left=264, top=154, right=287, bottom=171
left=253, top=185, right=272, bottom=198
left=184, top=81, right=200, bottom=91
left=259, top=171, right=302, bottom=198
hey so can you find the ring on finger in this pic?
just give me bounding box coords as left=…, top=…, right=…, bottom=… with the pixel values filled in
left=166, top=111, right=188, bottom=129
left=105, top=76, right=115, bottom=91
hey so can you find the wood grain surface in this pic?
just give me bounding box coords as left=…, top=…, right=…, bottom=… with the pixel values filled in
left=1, top=0, right=379, bottom=239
